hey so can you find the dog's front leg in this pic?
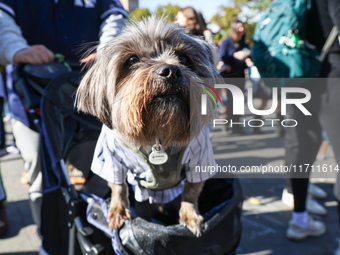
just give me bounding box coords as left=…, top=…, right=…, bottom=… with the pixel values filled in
left=108, top=182, right=131, bottom=229
left=179, top=181, right=204, bottom=237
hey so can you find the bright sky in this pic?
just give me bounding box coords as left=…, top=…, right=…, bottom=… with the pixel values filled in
left=139, top=0, right=233, bottom=22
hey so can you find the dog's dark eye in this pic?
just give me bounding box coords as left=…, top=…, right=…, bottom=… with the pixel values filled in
left=128, top=56, right=139, bottom=66
left=179, top=55, right=188, bottom=65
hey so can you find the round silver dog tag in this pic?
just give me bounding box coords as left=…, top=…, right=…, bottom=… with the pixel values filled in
left=149, top=145, right=168, bottom=165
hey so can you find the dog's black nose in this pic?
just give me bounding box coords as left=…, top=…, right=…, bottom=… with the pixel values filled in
left=156, top=64, right=182, bottom=83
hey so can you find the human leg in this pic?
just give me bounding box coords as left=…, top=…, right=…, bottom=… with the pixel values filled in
left=319, top=72, right=340, bottom=170
left=284, top=83, right=323, bottom=212
left=319, top=70, right=340, bottom=250
left=284, top=83, right=325, bottom=239
left=11, top=119, right=42, bottom=229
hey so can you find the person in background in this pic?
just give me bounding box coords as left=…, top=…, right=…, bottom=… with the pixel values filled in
left=0, top=0, right=128, bottom=236
left=219, top=18, right=252, bottom=134
left=196, top=10, right=216, bottom=46
left=219, top=19, right=250, bottom=78
left=245, top=61, right=272, bottom=134
left=195, top=10, right=220, bottom=68
left=284, top=0, right=340, bottom=243
left=176, top=7, right=219, bottom=67
left=175, top=6, right=219, bottom=135
left=176, top=6, right=204, bottom=37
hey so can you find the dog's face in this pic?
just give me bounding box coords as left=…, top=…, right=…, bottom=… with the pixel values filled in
left=77, top=17, right=220, bottom=148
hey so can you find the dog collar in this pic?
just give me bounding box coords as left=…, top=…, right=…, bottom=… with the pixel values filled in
left=113, top=130, right=187, bottom=190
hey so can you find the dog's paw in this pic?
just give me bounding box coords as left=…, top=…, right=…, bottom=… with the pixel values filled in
left=179, top=202, right=203, bottom=237
left=108, top=205, right=131, bottom=230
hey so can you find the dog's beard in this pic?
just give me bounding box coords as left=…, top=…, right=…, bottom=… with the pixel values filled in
left=111, top=65, right=208, bottom=148
left=142, top=93, right=190, bottom=147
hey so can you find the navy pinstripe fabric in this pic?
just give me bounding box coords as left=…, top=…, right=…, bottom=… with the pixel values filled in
left=91, top=125, right=216, bottom=203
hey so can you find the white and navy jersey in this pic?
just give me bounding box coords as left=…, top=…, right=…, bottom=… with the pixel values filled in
left=0, top=0, right=128, bottom=62
left=91, top=125, right=216, bottom=204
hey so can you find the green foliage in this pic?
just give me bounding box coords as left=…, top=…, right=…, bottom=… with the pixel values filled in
left=232, top=0, right=271, bottom=9
left=210, top=6, right=241, bottom=45
left=244, top=22, right=257, bottom=47
left=210, top=0, right=271, bottom=46
left=128, top=4, right=181, bottom=23
left=214, top=32, right=223, bottom=43
left=128, top=1, right=271, bottom=48
left=154, top=4, right=181, bottom=23
left=129, top=8, right=151, bottom=21
left=210, top=6, right=242, bottom=32
left=247, top=0, right=272, bottom=11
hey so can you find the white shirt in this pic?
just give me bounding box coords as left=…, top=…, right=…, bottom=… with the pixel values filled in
left=91, top=125, right=216, bottom=204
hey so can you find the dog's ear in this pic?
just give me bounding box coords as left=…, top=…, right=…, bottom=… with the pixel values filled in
left=193, top=37, right=221, bottom=80
left=76, top=58, right=113, bottom=129
left=200, top=40, right=219, bottom=72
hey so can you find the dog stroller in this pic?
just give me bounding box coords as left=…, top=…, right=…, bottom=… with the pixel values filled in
left=14, top=62, right=243, bottom=255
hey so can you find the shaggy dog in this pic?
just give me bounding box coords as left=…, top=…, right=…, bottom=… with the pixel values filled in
left=76, top=17, right=220, bottom=236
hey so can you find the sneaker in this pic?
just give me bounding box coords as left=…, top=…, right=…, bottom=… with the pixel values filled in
left=286, top=218, right=326, bottom=241
left=282, top=188, right=294, bottom=207
left=308, top=183, right=327, bottom=199
left=306, top=196, right=327, bottom=216
left=281, top=189, right=327, bottom=216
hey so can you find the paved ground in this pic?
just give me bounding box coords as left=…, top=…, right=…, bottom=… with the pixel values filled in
left=0, top=112, right=338, bottom=255
left=0, top=119, right=41, bottom=254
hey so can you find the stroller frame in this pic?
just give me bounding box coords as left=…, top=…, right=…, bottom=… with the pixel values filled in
left=37, top=70, right=110, bottom=255
left=60, top=160, right=102, bottom=255
left=12, top=64, right=109, bottom=254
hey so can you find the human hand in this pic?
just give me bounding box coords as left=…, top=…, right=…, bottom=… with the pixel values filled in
left=13, top=45, right=54, bottom=65
left=233, top=51, right=249, bottom=60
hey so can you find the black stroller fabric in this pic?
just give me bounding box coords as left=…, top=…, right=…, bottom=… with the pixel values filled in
left=13, top=63, right=70, bottom=110
left=38, top=71, right=112, bottom=254
left=87, top=178, right=243, bottom=255
left=39, top=71, right=108, bottom=196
